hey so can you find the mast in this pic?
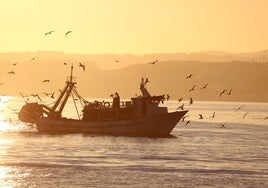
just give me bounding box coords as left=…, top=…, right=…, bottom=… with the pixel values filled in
left=70, top=64, right=73, bottom=83
left=49, top=65, right=76, bottom=118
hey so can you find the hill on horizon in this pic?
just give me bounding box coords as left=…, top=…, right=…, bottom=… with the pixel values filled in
left=0, top=51, right=267, bottom=103
left=0, top=50, right=267, bottom=70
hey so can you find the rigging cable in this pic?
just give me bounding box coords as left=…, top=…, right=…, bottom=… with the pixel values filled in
left=71, top=91, right=80, bottom=120
left=73, top=87, right=89, bottom=105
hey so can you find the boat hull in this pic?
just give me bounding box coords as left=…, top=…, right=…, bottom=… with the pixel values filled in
left=36, top=111, right=188, bottom=136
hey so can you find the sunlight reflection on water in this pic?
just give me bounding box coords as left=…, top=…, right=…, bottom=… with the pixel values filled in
left=0, top=99, right=267, bottom=187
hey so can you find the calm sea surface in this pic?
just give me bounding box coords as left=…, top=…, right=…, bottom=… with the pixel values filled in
left=0, top=97, right=267, bottom=187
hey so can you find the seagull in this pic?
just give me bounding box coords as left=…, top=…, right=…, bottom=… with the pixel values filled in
left=243, top=113, right=249, bottom=119
left=182, top=115, right=189, bottom=122
left=42, top=92, right=50, bottom=96
left=58, top=89, right=63, bottom=94
left=37, top=95, right=42, bottom=102
left=24, top=98, right=29, bottom=103
left=149, top=60, right=158, bottom=64
left=227, top=89, right=232, bottom=95
left=185, top=120, right=190, bottom=127
left=219, top=124, right=226, bottom=128
left=31, top=56, right=37, bottom=62
left=31, top=94, right=42, bottom=102
left=12, top=62, right=18, bottom=66
left=220, top=89, right=227, bottom=97
left=45, top=30, right=55, bottom=35
left=177, top=104, right=184, bottom=110
left=65, top=30, right=73, bottom=37
left=189, top=85, right=196, bottom=92
left=200, top=84, right=208, bottom=90
left=166, top=94, right=170, bottom=101
left=198, top=114, right=204, bottom=119
left=7, top=106, right=19, bottom=114
left=186, top=74, right=193, bottom=79
left=211, top=112, right=215, bottom=118
left=189, top=97, right=193, bottom=105
left=7, top=71, right=15, bottom=74
left=42, top=80, right=50, bottom=83
left=79, top=62, right=85, bottom=71
left=235, top=105, right=245, bottom=112
left=19, top=92, right=28, bottom=98
left=50, top=92, right=55, bottom=99
left=144, top=78, right=149, bottom=84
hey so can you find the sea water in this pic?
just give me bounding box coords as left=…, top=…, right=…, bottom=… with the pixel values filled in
left=0, top=97, right=267, bottom=187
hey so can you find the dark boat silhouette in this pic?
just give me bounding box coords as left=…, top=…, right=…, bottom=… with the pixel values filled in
left=18, top=66, right=188, bottom=136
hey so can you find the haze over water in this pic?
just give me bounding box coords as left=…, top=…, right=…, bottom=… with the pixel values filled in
left=1, top=0, right=268, bottom=187
left=0, top=98, right=267, bottom=187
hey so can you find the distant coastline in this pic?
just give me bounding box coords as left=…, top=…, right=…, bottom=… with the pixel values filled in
left=0, top=51, right=267, bottom=102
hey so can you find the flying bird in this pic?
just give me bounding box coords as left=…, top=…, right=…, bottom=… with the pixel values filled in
left=7, top=71, right=15, bottom=74
left=19, top=92, right=28, bottom=98
left=50, top=92, right=55, bottom=99
left=12, top=62, right=18, bottom=66
left=211, top=112, right=215, bottom=118
left=79, top=62, right=85, bottom=71
left=219, top=124, right=226, bottom=128
left=31, top=57, right=37, bottom=62
left=186, top=74, right=193, bottom=79
left=42, top=80, right=50, bottom=83
left=189, top=85, right=196, bottom=92
left=20, top=93, right=26, bottom=98
left=178, top=97, right=183, bottom=103
left=181, top=115, right=189, bottom=122
left=45, top=30, right=55, bottom=35
left=219, top=89, right=227, bottom=97
left=185, top=120, right=190, bottom=127
left=7, top=106, right=19, bottom=114
left=31, top=94, right=42, bottom=102
left=149, top=60, right=158, bottom=64
left=198, top=114, right=204, bottom=119
left=42, top=92, right=50, bottom=96
left=58, top=89, right=63, bottom=94
left=144, top=78, right=149, bottom=84
left=243, top=113, right=249, bottom=119
left=166, top=94, right=170, bottom=101
left=227, top=89, right=232, bottom=95
left=235, top=105, right=245, bottom=112
left=200, top=84, right=208, bottom=90
left=177, top=104, right=184, bottom=110
left=189, top=97, right=193, bottom=105
left=65, top=30, right=73, bottom=37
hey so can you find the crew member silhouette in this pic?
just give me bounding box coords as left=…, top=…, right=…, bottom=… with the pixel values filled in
left=112, top=92, right=120, bottom=109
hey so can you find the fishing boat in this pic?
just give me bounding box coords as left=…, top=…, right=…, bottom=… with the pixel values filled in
left=18, top=66, right=188, bottom=136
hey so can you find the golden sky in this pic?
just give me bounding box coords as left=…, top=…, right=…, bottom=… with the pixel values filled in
left=1, top=0, right=267, bottom=54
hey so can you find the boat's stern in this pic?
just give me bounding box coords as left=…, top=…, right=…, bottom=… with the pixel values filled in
left=18, top=103, right=45, bottom=123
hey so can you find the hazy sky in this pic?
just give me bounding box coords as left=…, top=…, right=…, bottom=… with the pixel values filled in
left=1, top=0, right=267, bottom=54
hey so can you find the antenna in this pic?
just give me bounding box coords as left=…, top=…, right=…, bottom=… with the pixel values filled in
left=70, top=64, right=73, bottom=83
